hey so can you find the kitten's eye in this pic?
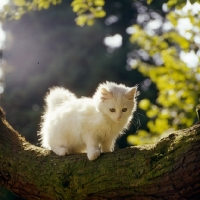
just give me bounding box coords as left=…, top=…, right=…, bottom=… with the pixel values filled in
left=122, top=108, right=127, bottom=112
left=110, top=108, right=116, bottom=112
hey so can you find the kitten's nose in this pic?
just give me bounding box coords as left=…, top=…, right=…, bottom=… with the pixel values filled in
left=117, top=115, right=122, bottom=120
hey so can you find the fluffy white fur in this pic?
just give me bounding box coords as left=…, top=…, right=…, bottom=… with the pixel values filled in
left=39, top=81, right=138, bottom=160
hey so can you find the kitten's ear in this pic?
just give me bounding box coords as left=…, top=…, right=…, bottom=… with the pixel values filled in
left=125, top=87, right=137, bottom=101
left=100, top=88, right=113, bottom=101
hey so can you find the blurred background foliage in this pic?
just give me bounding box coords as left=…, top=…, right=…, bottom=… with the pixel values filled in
left=127, top=5, right=200, bottom=144
left=0, top=0, right=200, bottom=199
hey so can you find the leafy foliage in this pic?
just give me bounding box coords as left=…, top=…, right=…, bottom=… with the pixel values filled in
left=0, top=0, right=106, bottom=23
left=148, top=0, right=200, bottom=9
left=127, top=7, right=200, bottom=144
left=71, top=0, right=106, bottom=26
left=0, top=0, right=62, bottom=21
left=1, top=0, right=199, bottom=22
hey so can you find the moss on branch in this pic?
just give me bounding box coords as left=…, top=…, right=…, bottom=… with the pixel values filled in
left=0, top=107, right=200, bottom=199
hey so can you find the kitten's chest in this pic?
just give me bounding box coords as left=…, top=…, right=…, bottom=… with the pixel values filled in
left=97, top=121, right=122, bottom=139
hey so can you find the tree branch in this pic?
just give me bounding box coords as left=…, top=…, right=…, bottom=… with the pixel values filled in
left=0, top=107, right=200, bottom=199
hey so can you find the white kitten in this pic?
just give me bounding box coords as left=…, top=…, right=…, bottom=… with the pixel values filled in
left=39, top=81, right=138, bottom=160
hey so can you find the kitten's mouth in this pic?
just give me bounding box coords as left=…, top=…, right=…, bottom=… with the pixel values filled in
left=113, top=118, right=121, bottom=123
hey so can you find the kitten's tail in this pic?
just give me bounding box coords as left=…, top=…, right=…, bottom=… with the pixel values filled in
left=45, top=87, right=77, bottom=112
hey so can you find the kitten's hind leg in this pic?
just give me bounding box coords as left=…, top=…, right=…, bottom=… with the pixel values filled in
left=51, top=146, right=68, bottom=156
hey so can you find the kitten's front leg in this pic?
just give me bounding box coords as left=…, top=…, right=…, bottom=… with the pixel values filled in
left=86, top=139, right=101, bottom=161
left=101, top=138, right=114, bottom=153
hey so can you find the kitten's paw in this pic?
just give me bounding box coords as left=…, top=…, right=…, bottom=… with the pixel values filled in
left=52, top=147, right=68, bottom=156
left=87, top=149, right=101, bottom=161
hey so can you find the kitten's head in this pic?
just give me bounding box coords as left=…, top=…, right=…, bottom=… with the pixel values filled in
left=94, top=81, right=138, bottom=123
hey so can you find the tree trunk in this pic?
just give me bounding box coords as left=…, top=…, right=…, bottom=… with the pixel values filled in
left=0, top=108, right=200, bottom=200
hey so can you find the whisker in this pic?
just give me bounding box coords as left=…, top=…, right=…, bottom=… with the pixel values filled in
left=132, top=112, right=141, bottom=131
left=136, top=112, right=146, bottom=118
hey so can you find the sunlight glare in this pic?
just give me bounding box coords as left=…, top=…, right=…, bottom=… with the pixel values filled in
left=0, top=0, right=9, bottom=11
left=0, top=0, right=8, bottom=48
left=105, top=15, right=118, bottom=26
left=146, top=19, right=162, bottom=30
left=0, top=24, right=6, bottom=48
left=104, top=34, right=122, bottom=49
left=178, top=0, right=200, bottom=14
left=180, top=50, right=199, bottom=68
left=177, top=18, right=193, bottom=39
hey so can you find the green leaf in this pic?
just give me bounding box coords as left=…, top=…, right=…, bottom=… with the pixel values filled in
left=75, top=15, right=88, bottom=26
left=71, top=0, right=83, bottom=6
left=94, top=0, right=105, bottom=6
left=93, top=9, right=106, bottom=18
left=139, top=99, right=151, bottom=110
left=14, top=0, right=26, bottom=6
left=127, top=135, right=142, bottom=145
left=147, top=0, right=153, bottom=5
left=146, top=106, right=159, bottom=118
left=167, top=0, right=178, bottom=8
left=87, top=18, right=95, bottom=26
left=72, top=2, right=88, bottom=12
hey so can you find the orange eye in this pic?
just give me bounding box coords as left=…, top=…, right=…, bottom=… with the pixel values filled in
left=122, top=108, right=127, bottom=112
left=110, top=108, right=116, bottom=112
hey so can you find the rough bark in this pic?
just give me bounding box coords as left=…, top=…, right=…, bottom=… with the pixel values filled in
left=0, top=108, right=200, bottom=200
